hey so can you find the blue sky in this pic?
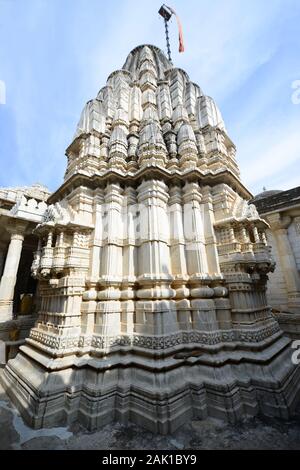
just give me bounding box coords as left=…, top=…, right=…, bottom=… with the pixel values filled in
left=0, top=0, right=299, bottom=195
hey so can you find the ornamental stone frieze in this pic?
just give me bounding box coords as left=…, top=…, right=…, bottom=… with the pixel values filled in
left=2, top=45, right=300, bottom=434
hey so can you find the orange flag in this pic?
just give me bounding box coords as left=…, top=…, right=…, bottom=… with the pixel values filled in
left=167, top=6, right=185, bottom=53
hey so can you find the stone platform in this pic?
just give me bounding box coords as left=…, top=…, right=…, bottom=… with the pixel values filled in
left=1, top=370, right=300, bottom=450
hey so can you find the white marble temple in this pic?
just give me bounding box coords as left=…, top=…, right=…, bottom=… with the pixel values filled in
left=1, top=45, right=300, bottom=434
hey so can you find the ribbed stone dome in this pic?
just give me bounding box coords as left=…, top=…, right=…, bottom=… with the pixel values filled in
left=122, top=44, right=172, bottom=80
left=253, top=189, right=283, bottom=201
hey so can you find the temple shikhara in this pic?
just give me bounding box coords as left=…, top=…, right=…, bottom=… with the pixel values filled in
left=1, top=45, right=300, bottom=433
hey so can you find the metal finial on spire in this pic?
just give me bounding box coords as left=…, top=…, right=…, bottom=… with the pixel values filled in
left=158, top=4, right=185, bottom=64
left=158, top=4, right=173, bottom=63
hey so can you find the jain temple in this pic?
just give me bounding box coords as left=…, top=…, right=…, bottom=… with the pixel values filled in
left=0, top=45, right=300, bottom=433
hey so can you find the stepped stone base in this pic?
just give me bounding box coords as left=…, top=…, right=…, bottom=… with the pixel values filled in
left=2, top=332, right=299, bottom=434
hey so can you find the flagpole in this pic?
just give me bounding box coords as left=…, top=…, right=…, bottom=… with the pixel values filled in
left=158, top=5, right=173, bottom=63
left=164, top=17, right=172, bottom=63
left=158, top=5, right=185, bottom=62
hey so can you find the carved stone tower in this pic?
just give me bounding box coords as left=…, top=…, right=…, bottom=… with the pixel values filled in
left=2, top=45, right=299, bottom=433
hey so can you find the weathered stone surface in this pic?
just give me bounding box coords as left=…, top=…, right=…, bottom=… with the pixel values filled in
left=1, top=45, right=300, bottom=434
left=1, top=375, right=300, bottom=450
left=252, top=186, right=300, bottom=319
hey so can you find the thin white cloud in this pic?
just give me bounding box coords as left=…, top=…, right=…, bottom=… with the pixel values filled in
left=239, top=120, right=300, bottom=190
left=0, top=80, right=6, bottom=105
left=177, top=0, right=283, bottom=101
left=275, top=174, right=300, bottom=191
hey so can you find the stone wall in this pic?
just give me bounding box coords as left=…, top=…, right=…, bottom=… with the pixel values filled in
left=288, top=218, right=300, bottom=271
left=266, top=228, right=288, bottom=309
left=252, top=186, right=300, bottom=314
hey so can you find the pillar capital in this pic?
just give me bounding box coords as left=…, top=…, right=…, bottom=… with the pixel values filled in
left=9, top=232, right=25, bottom=242
left=5, top=219, right=28, bottom=238
left=137, top=179, right=169, bottom=205
left=182, top=181, right=202, bottom=204
left=169, top=186, right=182, bottom=205
left=123, top=187, right=137, bottom=205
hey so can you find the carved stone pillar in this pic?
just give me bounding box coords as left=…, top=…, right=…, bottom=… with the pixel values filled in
left=121, top=187, right=137, bottom=335
left=89, top=190, right=104, bottom=282
left=240, top=226, right=250, bottom=243
left=137, top=179, right=171, bottom=285
left=122, top=186, right=137, bottom=287
left=168, top=186, right=190, bottom=330
left=0, top=242, right=6, bottom=277
left=252, top=225, right=260, bottom=244
left=96, top=183, right=123, bottom=336
left=168, top=185, right=188, bottom=284
left=136, top=179, right=176, bottom=335
left=183, top=182, right=208, bottom=277
left=0, top=228, right=25, bottom=322
left=202, top=186, right=221, bottom=276
left=228, top=226, right=236, bottom=243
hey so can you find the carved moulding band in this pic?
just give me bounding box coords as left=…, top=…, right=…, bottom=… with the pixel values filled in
left=28, top=322, right=281, bottom=354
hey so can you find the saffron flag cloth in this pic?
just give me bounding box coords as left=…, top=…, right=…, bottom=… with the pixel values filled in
left=167, top=5, right=185, bottom=53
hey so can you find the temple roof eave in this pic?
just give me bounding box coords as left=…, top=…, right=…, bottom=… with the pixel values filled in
left=214, top=216, right=269, bottom=230
left=34, top=220, right=94, bottom=236
left=48, top=167, right=253, bottom=205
